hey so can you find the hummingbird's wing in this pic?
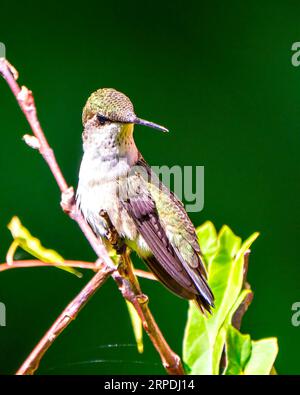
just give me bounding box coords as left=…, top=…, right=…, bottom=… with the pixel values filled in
left=121, top=158, right=214, bottom=313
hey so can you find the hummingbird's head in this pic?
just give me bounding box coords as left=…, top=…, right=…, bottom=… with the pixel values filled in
left=82, top=88, right=168, bottom=133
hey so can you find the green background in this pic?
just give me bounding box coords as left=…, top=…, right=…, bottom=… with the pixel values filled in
left=0, top=0, right=299, bottom=375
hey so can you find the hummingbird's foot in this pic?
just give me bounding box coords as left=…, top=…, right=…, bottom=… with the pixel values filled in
left=60, top=187, right=75, bottom=213
left=99, top=209, right=122, bottom=250
left=105, top=229, right=120, bottom=248
left=136, top=293, right=149, bottom=305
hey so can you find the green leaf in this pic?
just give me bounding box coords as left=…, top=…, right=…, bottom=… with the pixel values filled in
left=7, top=216, right=82, bottom=277
left=224, top=325, right=252, bottom=375
left=126, top=300, right=143, bottom=354
left=236, top=231, right=260, bottom=261
left=225, top=326, right=278, bottom=375
left=218, top=225, right=242, bottom=259
left=244, top=338, right=278, bottom=375
left=207, top=227, right=244, bottom=335
left=183, top=224, right=259, bottom=375
left=213, top=289, right=252, bottom=374
left=212, top=324, right=227, bottom=375
left=183, top=301, right=213, bottom=374
left=196, top=221, right=218, bottom=265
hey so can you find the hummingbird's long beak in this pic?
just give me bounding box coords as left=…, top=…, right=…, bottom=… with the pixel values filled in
left=133, top=117, right=169, bottom=133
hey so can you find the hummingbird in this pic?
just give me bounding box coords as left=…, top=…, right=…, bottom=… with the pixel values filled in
left=76, top=88, right=214, bottom=313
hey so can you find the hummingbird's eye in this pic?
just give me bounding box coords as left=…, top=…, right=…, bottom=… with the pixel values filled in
left=97, top=114, right=107, bottom=125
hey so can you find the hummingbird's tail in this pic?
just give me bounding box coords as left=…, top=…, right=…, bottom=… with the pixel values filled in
left=194, top=294, right=214, bottom=315
left=145, top=255, right=214, bottom=314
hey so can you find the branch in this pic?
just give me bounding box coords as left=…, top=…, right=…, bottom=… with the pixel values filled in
left=16, top=262, right=114, bottom=375
left=0, top=259, right=157, bottom=281
left=0, top=59, right=114, bottom=269
left=0, top=259, right=97, bottom=272
left=0, top=58, right=184, bottom=375
left=116, top=250, right=184, bottom=374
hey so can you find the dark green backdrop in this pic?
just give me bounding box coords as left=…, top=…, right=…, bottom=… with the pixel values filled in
left=0, top=0, right=299, bottom=375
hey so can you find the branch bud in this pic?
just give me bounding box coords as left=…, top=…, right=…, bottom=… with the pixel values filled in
left=23, top=134, right=41, bottom=150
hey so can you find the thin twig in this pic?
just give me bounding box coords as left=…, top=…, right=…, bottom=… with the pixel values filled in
left=134, top=269, right=157, bottom=281
left=0, top=259, right=157, bottom=281
left=0, top=260, right=97, bottom=272
left=0, top=58, right=184, bottom=375
left=16, top=263, right=114, bottom=375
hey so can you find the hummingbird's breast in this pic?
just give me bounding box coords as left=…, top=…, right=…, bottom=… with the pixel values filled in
left=76, top=123, right=141, bottom=244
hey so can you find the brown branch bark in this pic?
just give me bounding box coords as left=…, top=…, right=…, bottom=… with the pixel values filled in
left=0, top=259, right=97, bottom=272
left=16, top=262, right=114, bottom=375
left=0, top=58, right=184, bottom=375
left=0, top=259, right=157, bottom=280
left=118, top=250, right=184, bottom=374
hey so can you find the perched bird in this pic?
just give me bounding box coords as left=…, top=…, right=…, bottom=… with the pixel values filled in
left=76, top=88, right=214, bottom=313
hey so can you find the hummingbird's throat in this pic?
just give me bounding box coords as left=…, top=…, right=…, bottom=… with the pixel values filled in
left=83, top=120, right=138, bottom=164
